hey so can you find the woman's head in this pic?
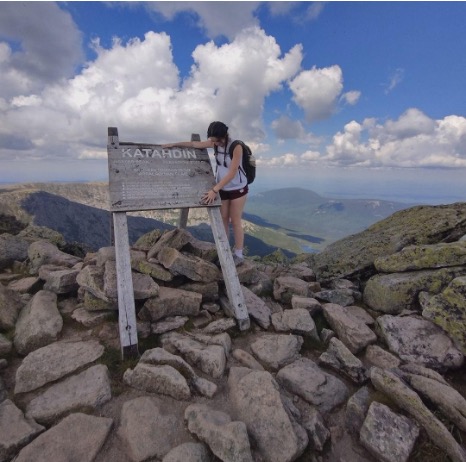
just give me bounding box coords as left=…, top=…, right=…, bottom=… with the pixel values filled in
left=207, top=121, right=228, bottom=145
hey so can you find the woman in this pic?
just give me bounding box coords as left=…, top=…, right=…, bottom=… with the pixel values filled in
left=162, top=121, right=248, bottom=263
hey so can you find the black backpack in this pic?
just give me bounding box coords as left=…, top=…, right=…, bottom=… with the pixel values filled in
left=228, top=140, right=256, bottom=185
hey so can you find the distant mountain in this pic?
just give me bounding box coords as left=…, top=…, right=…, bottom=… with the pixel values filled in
left=0, top=184, right=284, bottom=258
left=0, top=182, right=413, bottom=256
left=245, top=188, right=413, bottom=251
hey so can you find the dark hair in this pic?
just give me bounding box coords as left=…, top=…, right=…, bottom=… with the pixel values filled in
left=207, top=121, right=228, bottom=138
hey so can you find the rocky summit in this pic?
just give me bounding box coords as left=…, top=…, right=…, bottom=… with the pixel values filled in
left=0, top=203, right=466, bottom=462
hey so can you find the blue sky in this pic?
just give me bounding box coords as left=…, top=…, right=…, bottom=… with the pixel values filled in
left=1, top=1, right=466, bottom=204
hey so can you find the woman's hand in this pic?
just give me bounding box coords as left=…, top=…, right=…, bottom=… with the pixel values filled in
left=202, top=189, right=218, bottom=205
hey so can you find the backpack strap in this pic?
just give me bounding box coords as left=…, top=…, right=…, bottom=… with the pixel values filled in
left=228, top=140, right=246, bottom=178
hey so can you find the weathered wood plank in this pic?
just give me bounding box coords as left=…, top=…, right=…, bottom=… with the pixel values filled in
left=208, top=207, right=250, bottom=331
left=178, top=209, right=189, bottom=229
left=113, top=212, right=139, bottom=359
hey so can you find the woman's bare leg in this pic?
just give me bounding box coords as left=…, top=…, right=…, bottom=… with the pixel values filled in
left=229, top=194, right=248, bottom=252
left=220, top=199, right=231, bottom=240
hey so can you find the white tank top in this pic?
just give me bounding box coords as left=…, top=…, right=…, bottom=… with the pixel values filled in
left=215, top=140, right=248, bottom=191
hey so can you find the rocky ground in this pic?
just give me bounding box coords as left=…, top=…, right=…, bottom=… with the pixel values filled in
left=1, top=202, right=466, bottom=462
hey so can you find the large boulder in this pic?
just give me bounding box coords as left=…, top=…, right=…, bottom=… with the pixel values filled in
left=308, top=203, right=466, bottom=282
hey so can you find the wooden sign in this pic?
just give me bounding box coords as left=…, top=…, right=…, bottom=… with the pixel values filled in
left=107, top=127, right=250, bottom=359
left=108, top=138, right=220, bottom=212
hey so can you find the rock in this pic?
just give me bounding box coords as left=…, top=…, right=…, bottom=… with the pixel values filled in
left=14, top=290, right=63, bottom=356
left=273, top=276, right=313, bottom=304
left=420, top=276, right=466, bottom=355
left=0, top=334, right=12, bottom=358
left=25, top=364, right=112, bottom=425
left=242, top=285, right=272, bottom=329
left=0, top=284, right=24, bottom=330
left=147, top=228, right=192, bottom=259
left=162, top=442, right=211, bottom=462
left=152, top=316, right=189, bottom=334
left=322, top=303, right=377, bottom=354
left=18, top=225, right=66, bottom=247
left=370, top=367, right=466, bottom=462
left=103, top=260, right=159, bottom=299
left=160, top=332, right=226, bottom=379
left=232, top=349, right=265, bottom=371
left=71, top=307, right=114, bottom=327
left=376, top=314, right=464, bottom=370
left=375, top=241, right=466, bottom=272
left=0, top=234, right=29, bottom=270
left=318, top=337, right=369, bottom=384
left=315, top=289, right=355, bottom=306
left=139, top=286, right=202, bottom=322
left=301, top=406, right=330, bottom=452
left=201, top=318, right=236, bottom=334
left=42, top=268, right=80, bottom=294
left=363, top=267, right=466, bottom=314
left=250, top=334, right=303, bottom=370
left=13, top=413, right=113, bottom=462
left=0, top=399, right=44, bottom=462
left=309, top=203, right=466, bottom=281
left=345, top=386, right=372, bottom=435
left=7, top=276, right=42, bottom=294
left=77, top=265, right=110, bottom=302
left=14, top=339, right=105, bottom=394
left=124, top=363, right=191, bottom=400
left=185, top=404, right=253, bottom=462
left=228, top=368, right=307, bottom=462
left=364, top=345, right=401, bottom=369
left=28, top=240, right=81, bottom=274
left=181, top=281, right=219, bottom=302
left=277, top=358, right=349, bottom=414
left=272, top=308, right=319, bottom=339
left=158, top=247, right=221, bottom=282
left=360, top=401, right=419, bottom=462
left=118, top=397, right=180, bottom=462
left=402, top=371, right=466, bottom=432
left=133, top=258, right=174, bottom=282
left=291, top=295, right=322, bottom=315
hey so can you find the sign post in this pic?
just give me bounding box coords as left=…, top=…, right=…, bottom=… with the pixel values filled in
left=107, top=127, right=250, bottom=358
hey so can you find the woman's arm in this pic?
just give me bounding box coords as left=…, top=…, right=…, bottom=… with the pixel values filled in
left=161, top=140, right=214, bottom=149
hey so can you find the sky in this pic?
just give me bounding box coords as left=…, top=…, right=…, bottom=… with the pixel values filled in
left=1, top=1, right=466, bottom=204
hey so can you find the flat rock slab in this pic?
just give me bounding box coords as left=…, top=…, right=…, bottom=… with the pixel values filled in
left=277, top=357, right=349, bottom=414
left=250, top=334, right=303, bottom=370
left=185, top=404, right=253, bottom=462
left=0, top=399, right=44, bottom=462
left=15, top=340, right=105, bottom=394
left=118, top=397, right=181, bottom=462
left=228, top=368, right=307, bottom=462
left=13, top=413, right=112, bottom=462
left=376, top=315, right=464, bottom=370
left=25, top=364, right=112, bottom=425
left=360, top=402, right=419, bottom=462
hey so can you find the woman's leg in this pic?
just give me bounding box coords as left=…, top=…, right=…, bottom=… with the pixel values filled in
left=229, top=194, right=248, bottom=253
left=220, top=199, right=231, bottom=239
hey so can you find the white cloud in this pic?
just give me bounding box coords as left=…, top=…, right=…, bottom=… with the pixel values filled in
left=0, top=2, right=83, bottom=98
left=341, top=90, right=361, bottom=106
left=289, top=65, right=344, bottom=123
left=0, top=25, right=302, bottom=161
left=384, top=68, right=404, bottom=94
left=271, top=115, right=323, bottom=144
left=272, top=109, right=466, bottom=169
left=147, top=2, right=260, bottom=40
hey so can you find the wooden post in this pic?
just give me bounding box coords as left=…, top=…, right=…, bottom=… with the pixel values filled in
left=208, top=208, right=250, bottom=330
left=113, top=212, right=139, bottom=358
left=108, top=127, right=139, bottom=359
